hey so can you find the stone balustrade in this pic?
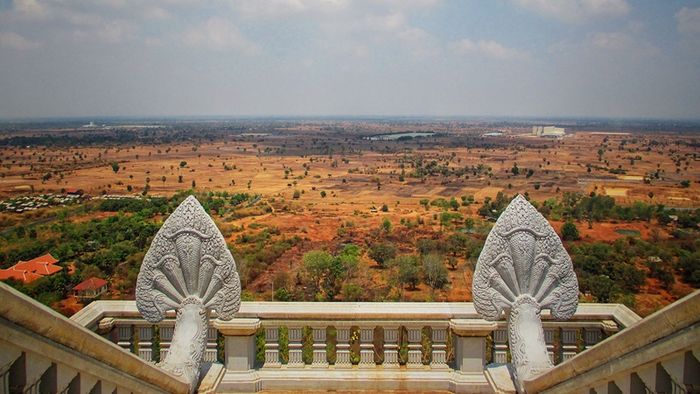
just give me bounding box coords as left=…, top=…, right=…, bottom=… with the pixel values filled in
left=524, top=289, right=700, bottom=394
left=0, top=283, right=189, bottom=394
left=71, top=300, right=639, bottom=393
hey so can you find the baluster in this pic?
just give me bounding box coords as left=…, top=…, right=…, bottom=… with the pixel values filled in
left=116, top=324, right=132, bottom=352
left=359, top=326, right=374, bottom=368
left=311, top=326, right=329, bottom=368
left=430, top=326, right=448, bottom=369
left=10, top=352, right=52, bottom=392
left=544, top=328, right=555, bottom=364
left=335, top=325, right=351, bottom=368
left=406, top=326, right=423, bottom=368
left=561, top=328, right=578, bottom=361
left=138, top=325, right=153, bottom=361
left=383, top=326, right=400, bottom=369
left=493, top=328, right=508, bottom=363
left=288, top=326, right=304, bottom=367
left=159, top=325, right=173, bottom=361
left=54, top=364, right=78, bottom=394
left=264, top=327, right=281, bottom=368
left=585, top=328, right=602, bottom=350
left=205, top=326, right=218, bottom=362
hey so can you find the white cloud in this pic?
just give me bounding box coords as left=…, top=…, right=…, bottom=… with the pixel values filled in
left=676, top=7, right=700, bottom=35
left=11, top=0, right=48, bottom=19
left=230, top=0, right=348, bottom=19
left=449, top=38, right=525, bottom=59
left=513, top=0, right=629, bottom=23
left=183, top=18, right=259, bottom=53
left=0, top=31, right=39, bottom=49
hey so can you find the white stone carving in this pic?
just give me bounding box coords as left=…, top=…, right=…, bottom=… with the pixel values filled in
left=472, top=194, right=578, bottom=392
left=136, top=196, right=241, bottom=392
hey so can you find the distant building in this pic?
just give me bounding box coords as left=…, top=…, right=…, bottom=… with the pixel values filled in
left=72, top=277, right=108, bottom=300
left=532, top=126, right=566, bottom=137
left=0, top=253, right=62, bottom=283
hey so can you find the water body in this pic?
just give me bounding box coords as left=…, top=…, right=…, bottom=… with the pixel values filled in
left=367, top=132, right=436, bottom=141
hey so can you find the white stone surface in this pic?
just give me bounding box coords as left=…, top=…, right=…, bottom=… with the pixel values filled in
left=136, top=196, right=241, bottom=392
left=0, top=282, right=188, bottom=394
left=525, top=289, right=700, bottom=393
left=472, top=195, right=578, bottom=391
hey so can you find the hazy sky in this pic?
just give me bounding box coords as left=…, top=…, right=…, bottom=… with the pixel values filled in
left=1, top=0, right=699, bottom=119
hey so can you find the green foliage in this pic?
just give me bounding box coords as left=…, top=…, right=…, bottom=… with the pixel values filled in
left=561, top=221, right=580, bottom=241
left=422, top=253, right=449, bottom=290
left=478, top=192, right=512, bottom=219
left=368, top=242, right=397, bottom=268
left=341, top=283, right=364, bottom=301
left=380, top=218, right=392, bottom=233
left=439, top=211, right=462, bottom=227
left=302, top=247, right=357, bottom=301
left=392, top=254, right=420, bottom=290
left=679, top=251, right=700, bottom=286
left=571, top=241, right=646, bottom=302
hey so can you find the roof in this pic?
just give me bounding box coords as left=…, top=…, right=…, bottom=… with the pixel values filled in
left=18, top=253, right=59, bottom=266
left=14, top=261, right=62, bottom=275
left=0, top=268, right=43, bottom=283
left=73, top=277, right=108, bottom=292
left=0, top=253, right=61, bottom=283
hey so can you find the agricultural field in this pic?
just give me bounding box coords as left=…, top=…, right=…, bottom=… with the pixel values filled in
left=0, top=119, right=698, bottom=317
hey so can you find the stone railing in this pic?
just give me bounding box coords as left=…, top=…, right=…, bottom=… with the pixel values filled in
left=524, top=289, right=700, bottom=394
left=72, top=300, right=639, bottom=392
left=0, top=283, right=189, bottom=394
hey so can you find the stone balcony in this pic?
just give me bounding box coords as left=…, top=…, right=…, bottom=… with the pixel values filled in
left=2, top=281, right=698, bottom=393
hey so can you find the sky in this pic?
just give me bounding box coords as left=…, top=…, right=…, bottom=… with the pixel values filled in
left=0, top=0, right=699, bottom=119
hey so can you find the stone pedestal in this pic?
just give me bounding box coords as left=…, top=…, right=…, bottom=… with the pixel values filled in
left=450, top=319, right=497, bottom=375
left=214, top=318, right=261, bottom=372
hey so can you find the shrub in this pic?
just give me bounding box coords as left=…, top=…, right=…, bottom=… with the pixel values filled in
left=561, top=221, right=580, bottom=241
left=423, top=254, right=448, bottom=290
left=369, top=242, right=397, bottom=268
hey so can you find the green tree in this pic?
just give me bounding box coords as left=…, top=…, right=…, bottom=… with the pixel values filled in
left=393, top=255, right=420, bottom=291
left=369, top=242, right=397, bottom=268
left=419, top=198, right=430, bottom=210
left=381, top=218, right=392, bottom=233
left=561, top=221, right=580, bottom=241
left=423, top=253, right=448, bottom=290
left=111, top=162, right=119, bottom=173
left=302, top=250, right=349, bottom=301
left=341, top=283, right=364, bottom=301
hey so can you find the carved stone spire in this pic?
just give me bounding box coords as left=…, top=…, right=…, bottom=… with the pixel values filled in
left=136, top=196, right=241, bottom=392
left=472, top=195, right=578, bottom=391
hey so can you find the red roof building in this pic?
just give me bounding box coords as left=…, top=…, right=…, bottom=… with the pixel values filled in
left=0, top=268, right=43, bottom=283
left=72, top=277, right=108, bottom=300
left=0, top=253, right=61, bottom=283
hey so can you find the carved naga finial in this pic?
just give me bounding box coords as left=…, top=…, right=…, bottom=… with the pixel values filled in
left=473, top=195, right=578, bottom=392
left=136, top=196, right=241, bottom=392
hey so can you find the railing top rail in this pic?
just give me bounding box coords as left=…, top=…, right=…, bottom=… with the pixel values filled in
left=72, top=300, right=640, bottom=329
left=0, top=283, right=190, bottom=394
left=524, top=289, right=700, bottom=393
